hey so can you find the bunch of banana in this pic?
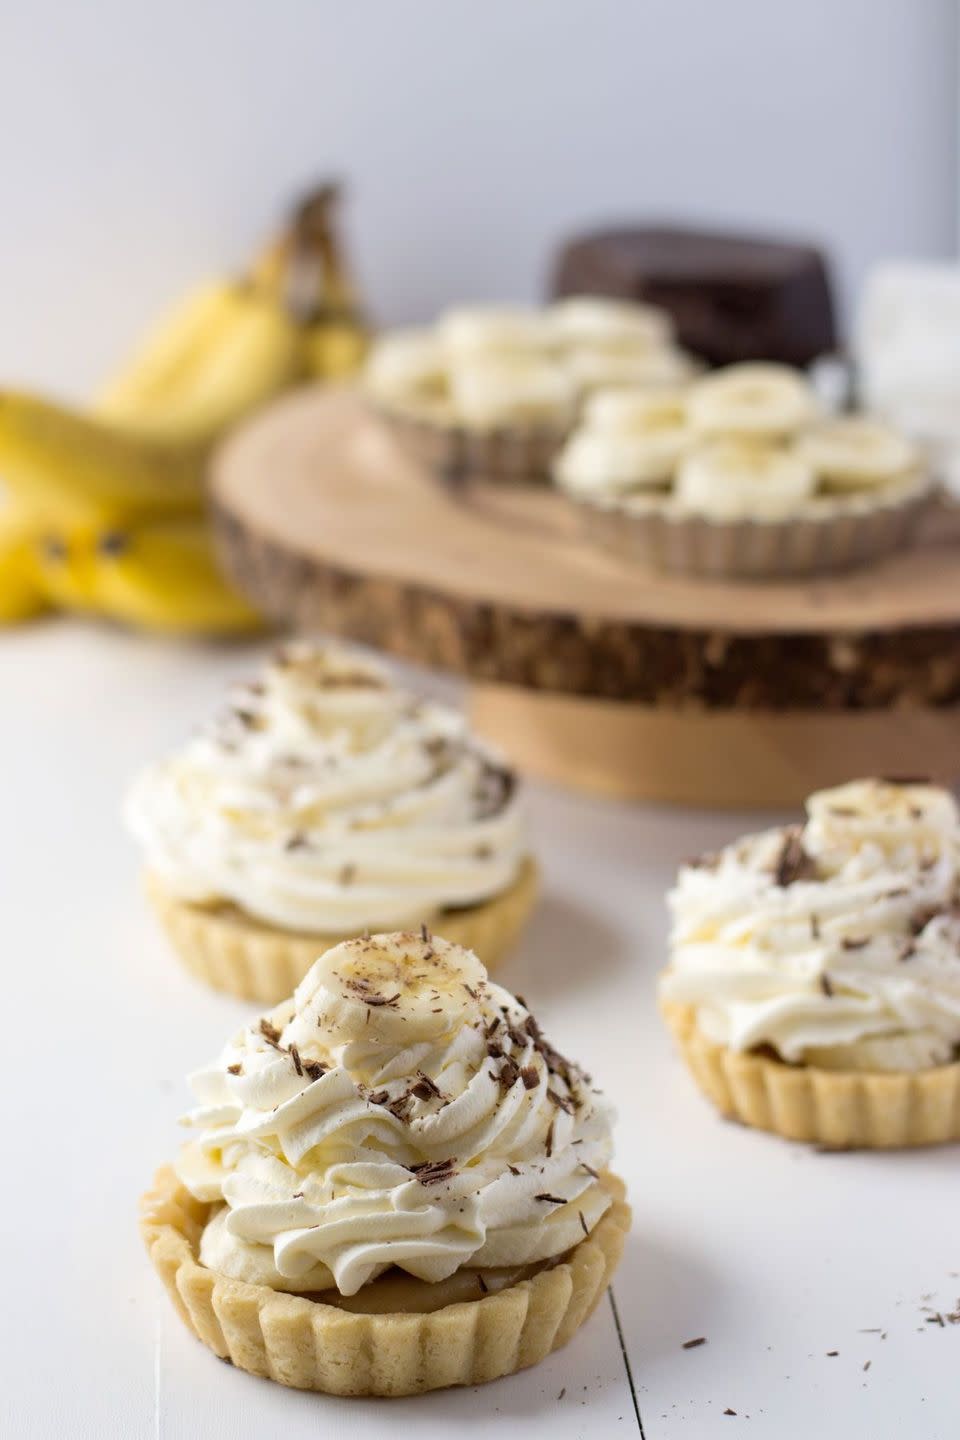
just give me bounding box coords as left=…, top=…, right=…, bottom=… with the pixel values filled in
left=0, top=182, right=368, bottom=633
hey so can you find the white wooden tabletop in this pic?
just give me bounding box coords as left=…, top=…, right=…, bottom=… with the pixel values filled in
left=2, top=622, right=956, bottom=1440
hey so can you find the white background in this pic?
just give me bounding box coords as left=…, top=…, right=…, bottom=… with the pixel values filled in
left=2, top=7, right=959, bottom=1433
left=0, top=0, right=956, bottom=397
left=2, top=625, right=958, bottom=1439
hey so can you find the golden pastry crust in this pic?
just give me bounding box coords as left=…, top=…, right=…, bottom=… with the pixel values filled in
left=662, top=1000, right=960, bottom=1148
left=140, top=1166, right=630, bottom=1396
left=376, top=403, right=569, bottom=486
left=146, top=857, right=539, bottom=1003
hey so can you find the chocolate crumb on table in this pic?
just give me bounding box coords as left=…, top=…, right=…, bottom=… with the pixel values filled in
left=682, top=1337, right=708, bottom=1349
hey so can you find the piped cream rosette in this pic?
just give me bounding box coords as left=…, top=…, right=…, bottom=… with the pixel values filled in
left=554, top=362, right=931, bottom=576
left=142, top=932, right=629, bottom=1394
left=364, top=297, right=697, bottom=484
left=126, top=641, right=537, bottom=1000
left=659, top=778, right=960, bottom=1146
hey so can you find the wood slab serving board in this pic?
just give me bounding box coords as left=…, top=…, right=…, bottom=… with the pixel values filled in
left=211, top=387, right=960, bottom=806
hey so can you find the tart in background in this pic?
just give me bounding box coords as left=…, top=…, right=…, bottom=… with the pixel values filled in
left=126, top=641, right=537, bottom=1001
left=554, top=363, right=930, bottom=576
left=365, top=297, right=696, bottom=484
left=660, top=778, right=960, bottom=1146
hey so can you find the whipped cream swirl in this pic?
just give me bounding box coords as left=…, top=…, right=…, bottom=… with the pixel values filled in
left=126, top=642, right=526, bottom=932
left=660, top=779, right=960, bottom=1069
left=176, top=933, right=614, bottom=1296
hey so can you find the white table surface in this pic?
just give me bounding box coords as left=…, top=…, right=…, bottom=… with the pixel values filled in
left=2, top=621, right=956, bottom=1440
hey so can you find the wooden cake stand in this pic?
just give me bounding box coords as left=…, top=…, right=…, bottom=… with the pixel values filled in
left=211, top=388, right=960, bottom=808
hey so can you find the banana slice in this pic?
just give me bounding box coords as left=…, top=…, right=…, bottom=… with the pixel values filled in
left=555, top=430, right=680, bottom=494
left=805, top=778, right=957, bottom=865
left=449, top=356, right=575, bottom=428
left=438, top=306, right=553, bottom=359
left=564, top=346, right=696, bottom=396
left=675, top=439, right=817, bottom=519
left=805, top=1030, right=953, bottom=1073
left=793, top=417, right=918, bottom=490
left=584, top=386, right=690, bottom=433
left=555, top=392, right=689, bottom=494
left=364, top=330, right=448, bottom=407
left=687, top=363, right=817, bottom=438
left=294, top=932, right=488, bottom=1045
left=548, top=296, right=673, bottom=350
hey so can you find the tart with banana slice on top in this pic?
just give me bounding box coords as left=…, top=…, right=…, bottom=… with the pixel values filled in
left=141, top=931, right=629, bottom=1395
left=125, top=640, right=537, bottom=1002
left=660, top=777, right=960, bottom=1146
left=554, top=362, right=932, bottom=577
left=364, top=297, right=697, bottom=485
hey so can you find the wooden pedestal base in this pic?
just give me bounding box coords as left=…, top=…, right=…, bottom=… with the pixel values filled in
left=469, top=686, right=960, bottom=809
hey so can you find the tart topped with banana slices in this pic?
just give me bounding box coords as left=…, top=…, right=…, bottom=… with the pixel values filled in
left=659, top=778, right=960, bottom=1147
left=141, top=932, right=629, bottom=1395
left=364, top=297, right=696, bottom=484
left=126, top=640, right=538, bottom=1002
left=554, top=362, right=931, bottom=576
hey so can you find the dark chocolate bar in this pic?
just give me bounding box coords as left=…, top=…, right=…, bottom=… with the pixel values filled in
left=550, top=225, right=837, bottom=368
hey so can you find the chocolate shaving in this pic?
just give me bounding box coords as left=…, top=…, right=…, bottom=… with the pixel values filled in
left=303, top=1060, right=326, bottom=1082
left=580, top=1161, right=600, bottom=1179
left=411, top=1071, right=445, bottom=1102
left=420, top=922, right=431, bottom=943
left=841, top=936, right=869, bottom=951
left=578, top=1210, right=589, bottom=1237
left=284, top=832, right=308, bottom=852
left=258, top=1018, right=283, bottom=1049
left=545, top=1120, right=554, bottom=1158
left=289, top=1044, right=303, bottom=1076
left=507, top=1164, right=520, bottom=1176
left=368, top=1089, right=390, bottom=1106
left=534, top=1193, right=566, bottom=1205
left=773, top=827, right=815, bottom=887
left=226, top=1063, right=242, bottom=1076
left=477, top=1273, right=488, bottom=1294
left=407, top=1157, right=456, bottom=1185
left=520, top=1065, right=539, bottom=1090
left=820, top=974, right=834, bottom=998
left=498, top=1058, right=520, bottom=1090
left=910, top=906, right=941, bottom=936
left=547, top=1088, right=576, bottom=1115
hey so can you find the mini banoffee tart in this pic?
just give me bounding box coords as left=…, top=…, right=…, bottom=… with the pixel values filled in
left=659, top=779, right=960, bottom=1147
left=364, top=297, right=695, bottom=485
left=554, top=363, right=931, bottom=576
left=126, top=642, right=537, bottom=1002
left=141, top=932, right=629, bottom=1395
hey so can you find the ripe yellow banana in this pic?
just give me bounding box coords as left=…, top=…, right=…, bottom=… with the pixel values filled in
left=0, top=507, right=49, bottom=622
left=255, top=182, right=368, bottom=381
left=32, top=521, right=103, bottom=612
left=96, top=284, right=242, bottom=415
left=0, top=181, right=367, bottom=633
left=302, top=318, right=368, bottom=380
left=88, top=517, right=262, bottom=634
left=97, top=283, right=306, bottom=443
left=0, top=391, right=206, bottom=525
